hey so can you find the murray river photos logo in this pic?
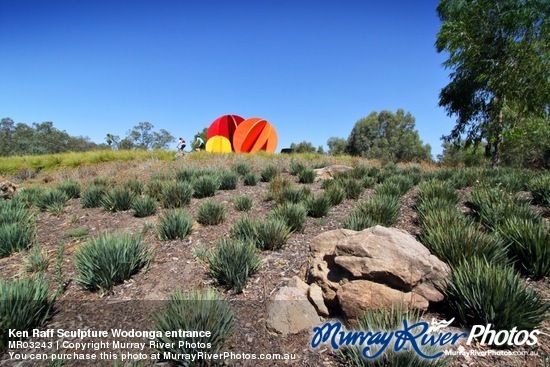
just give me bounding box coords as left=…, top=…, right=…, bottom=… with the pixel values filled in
left=310, top=318, right=541, bottom=360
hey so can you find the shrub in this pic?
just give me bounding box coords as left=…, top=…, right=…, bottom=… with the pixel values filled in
left=81, top=185, right=107, bottom=208
left=37, top=189, right=69, bottom=212
left=0, top=201, right=35, bottom=257
left=233, top=196, right=253, bottom=212
left=73, top=232, right=151, bottom=293
left=231, top=162, right=251, bottom=176
left=145, top=179, right=164, bottom=199
left=360, top=176, right=377, bottom=189
left=192, top=175, right=219, bottom=198
left=156, top=209, right=193, bottom=240
left=207, top=238, right=261, bottom=293
left=527, top=174, right=550, bottom=207
left=101, top=186, right=135, bottom=212
left=131, top=195, right=157, bottom=218
left=373, top=181, right=404, bottom=198
left=152, top=288, right=234, bottom=365
left=289, top=160, right=306, bottom=176
left=497, top=217, right=550, bottom=279
left=270, top=202, right=307, bottom=233
left=0, top=276, right=54, bottom=349
left=442, top=258, right=549, bottom=332
left=243, top=172, right=259, bottom=186
left=416, top=180, right=459, bottom=207
left=342, top=212, right=378, bottom=231
left=324, top=183, right=346, bottom=206
left=197, top=200, right=226, bottom=225
left=277, top=185, right=310, bottom=204
left=92, top=176, right=114, bottom=187
left=217, top=170, right=238, bottom=190
left=230, top=215, right=259, bottom=244
left=124, top=178, right=144, bottom=195
left=260, top=164, right=280, bottom=182
left=265, top=176, right=293, bottom=202
left=22, top=245, right=50, bottom=274
left=256, top=218, right=291, bottom=250
left=354, top=195, right=400, bottom=227
left=175, top=168, right=195, bottom=182
left=58, top=179, right=81, bottom=199
left=298, top=168, right=316, bottom=184
left=337, top=178, right=364, bottom=200
left=12, top=186, right=43, bottom=207
left=306, top=194, right=332, bottom=218
left=160, top=181, right=193, bottom=208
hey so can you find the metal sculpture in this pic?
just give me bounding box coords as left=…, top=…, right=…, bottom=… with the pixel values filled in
left=205, top=115, right=278, bottom=153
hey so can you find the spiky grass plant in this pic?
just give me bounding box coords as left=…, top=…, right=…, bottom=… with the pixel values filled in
left=156, top=209, right=193, bottom=240
left=12, top=186, right=43, bottom=208
left=276, top=185, right=310, bottom=204
left=58, top=179, right=81, bottom=199
left=174, top=168, right=195, bottom=182
left=497, top=217, right=550, bottom=279
left=342, top=212, right=378, bottom=231
left=256, top=218, right=291, bottom=250
left=152, top=288, right=234, bottom=366
left=269, top=202, right=307, bottom=233
left=217, top=170, right=239, bottom=190
left=442, top=258, right=549, bottom=331
left=375, top=175, right=415, bottom=196
left=361, top=176, right=377, bottom=189
left=197, top=199, right=226, bottom=225
left=265, top=176, right=293, bottom=202
left=0, top=201, right=35, bottom=257
left=0, top=276, right=54, bottom=350
left=81, top=185, right=107, bottom=208
left=37, top=188, right=69, bottom=212
left=92, top=176, right=114, bottom=187
left=243, top=172, right=259, bottom=186
left=233, top=196, right=253, bottom=212
left=230, top=215, right=259, bottom=244
left=145, top=179, right=164, bottom=199
left=260, top=164, right=280, bottom=182
left=231, top=162, right=251, bottom=176
left=354, top=194, right=400, bottom=227
left=192, top=175, right=219, bottom=198
left=124, top=178, right=144, bottom=195
left=324, top=183, right=346, bottom=206
left=298, top=168, right=316, bottom=184
left=160, top=181, right=193, bottom=208
left=527, top=174, right=550, bottom=207
left=207, top=238, right=261, bottom=293
left=289, top=160, right=307, bottom=176
left=22, top=245, right=50, bottom=274
left=341, top=303, right=448, bottom=367
left=306, top=194, right=332, bottom=218
left=101, top=186, right=135, bottom=212
left=131, top=195, right=157, bottom=218
left=73, top=233, right=151, bottom=293
left=416, top=180, right=459, bottom=207
left=336, top=178, right=364, bottom=200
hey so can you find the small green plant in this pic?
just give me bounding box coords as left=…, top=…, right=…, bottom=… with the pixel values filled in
left=260, top=164, right=280, bottom=182
left=131, top=195, right=157, bottom=218
left=37, top=188, right=69, bottom=212
left=192, top=175, right=219, bottom=198
left=197, top=199, right=226, bottom=225
left=416, top=180, right=459, bottom=207
left=230, top=215, right=259, bottom=243
left=175, top=168, right=195, bottom=182
left=233, top=196, right=253, bottom=211
left=217, top=170, right=239, bottom=190
left=12, top=186, right=43, bottom=207
left=92, top=176, right=114, bottom=187
left=336, top=178, right=364, bottom=200
left=360, top=176, right=377, bottom=189
left=256, top=218, right=291, bottom=250
left=156, top=209, right=193, bottom=240
left=124, top=178, right=144, bottom=195
left=231, top=162, right=251, bottom=176
left=442, top=258, right=549, bottom=332
left=354, top=194, right=400, bottom=227
left=0, top=276, right=54, bottom=350
left=277, top=185, right=310, bottom=204
left=289, top=160, right=306, bottom=176
left=324, top=183, right=346, bottom=206
left=152, top=288, right=234, bottom=364
left=243, top=172, right=259, bottom=186
left=298, top=168, right=316, bottom=184
left=0, top=201, right=35, bottom=257
left=22, top=245, right=50, bottom=274
left=527, top=174, right=550, bottom=207
left=73, top=232, right=151, bottom=293
left=306, top=194, right=332, bottom=218
left=58, top=179, right=81, bottom=199
left=207, top=238, right=261, bottom=293
left=160, top=181, right=193, bottom=208
left=265, top=176, right=293, bottom=202
left=145, top=179, right=164, bottom=199
left=270, top=202, right=307, bottom=233
left=101, top=186, right=135, bottom=212
left=497, top=217, right=550, bottom=279
left=375, top=175, right=414, bottom=196
left=81, top=185, right=107, bottom=208
left=63, top=227, right=89, bottom=239
left=342, top=212, right=378, bottom=231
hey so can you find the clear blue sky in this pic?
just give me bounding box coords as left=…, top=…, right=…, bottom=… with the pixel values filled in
left=0, top=0, right=455, bottom=158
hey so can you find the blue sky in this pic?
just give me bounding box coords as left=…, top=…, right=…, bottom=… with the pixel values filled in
left=0, top=0, right=454, bottom=158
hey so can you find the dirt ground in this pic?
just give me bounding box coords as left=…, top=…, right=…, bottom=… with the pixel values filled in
left=1, top=157, right=548, bottom=367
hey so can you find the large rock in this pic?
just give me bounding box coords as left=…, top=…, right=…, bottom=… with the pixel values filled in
left=314, top=165, right=353, bottom=181
left=305, top=226, right=450, bottom=319
left=266, top=287, right=320, bottom=336
left=0, top=177, right=17, bottom=200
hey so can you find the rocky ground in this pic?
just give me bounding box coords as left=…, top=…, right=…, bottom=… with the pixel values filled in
left=0, top=156, right=548, bottom=367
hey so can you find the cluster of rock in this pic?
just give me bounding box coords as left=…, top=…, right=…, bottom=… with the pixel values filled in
left=266, top=226, right=450, bottom=335
left=0, top=177, right=17, bottom=200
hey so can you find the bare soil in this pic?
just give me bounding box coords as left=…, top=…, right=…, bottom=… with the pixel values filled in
left=1, top=157, right=548, bottom=367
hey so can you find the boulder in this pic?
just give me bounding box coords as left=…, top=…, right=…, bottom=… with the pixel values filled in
left=313, top=165, right=353, bottom=181
left=266, top=287, right=320, bottom=336
left=0, top=177, right=17, bottom=200
left=307, top=283, right=330, bottom=317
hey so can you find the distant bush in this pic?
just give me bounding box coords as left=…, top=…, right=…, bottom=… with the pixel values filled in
left=156, top=209, right=193, bottom=241
left=131, top=195, right=157, bottom=218
left=207, top=238, right=261, bottom=293
left=233, top=196, right=253, bottom=212
left=442, top=258, right=549, bottom=332
left=192, top=175, right=219, bottom=198
left=270, top=202, right=307, bottom=233
left=197, top=199, right=226, bottom=225
left=289, top=160, right=307, bottom=176
left=152, top=288, right=234, bottom=364
left=73, top=232, right=151, bottom=293
left=101, top=186, right=135, bottom=212
left=160, top=181, right=193, bottom=208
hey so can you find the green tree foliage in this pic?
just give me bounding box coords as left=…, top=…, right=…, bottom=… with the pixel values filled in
left=326, top=137, right=347, bottom=156
left=290, top=141, right=317, bottom=153
left=346, top=110, right=432, bottom=162
left=436, top=0, right=549, bottom=167
left=438, top=141, right=488, bottom=167
left=0, top=118, right=97, bottom=156
left=126, top=122, right=174, bottom=150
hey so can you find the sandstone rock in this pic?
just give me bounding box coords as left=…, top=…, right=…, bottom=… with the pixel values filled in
left=0, top=177, right=17, bottom=200
left=266, top=287, right=320, bottom=336
left=337, top=280, right=429, bottom=319
left=313, top=165, right=353, bottom=181
left=287, top=276, right=309, bottom=295
left=307, top=283, right=329, bottom=317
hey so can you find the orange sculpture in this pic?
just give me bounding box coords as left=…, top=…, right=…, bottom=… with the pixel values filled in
left=205, top=115, right=278, bottom=153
